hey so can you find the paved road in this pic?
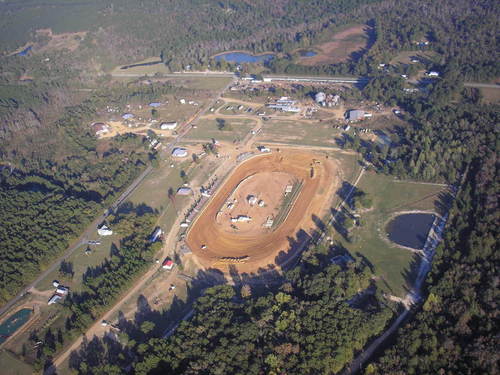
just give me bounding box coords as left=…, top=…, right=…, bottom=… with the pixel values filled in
left=111, top=72, right=235, bottom=78
left=463, top=82, right=500, bottom=89
left=0, top=165, right=152, bottom=318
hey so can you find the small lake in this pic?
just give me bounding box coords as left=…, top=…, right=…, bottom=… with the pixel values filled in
left=215, top=52, right=275, bottom=64
left=300, top=50, right=317, bottom=57
left=386, top=213, right=435, bottom=249
left=0, top=308, right=32, bottom=344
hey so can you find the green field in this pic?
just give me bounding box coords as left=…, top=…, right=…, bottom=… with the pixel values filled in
left=259, top=119, right=341, bottom=147
left=342, top=171, right=445, bottom=297
left=185, top=118, right=256, bottom=142
left=0, top=350, right=33, bottom=375
left=167, top=77, right=232, bottom=91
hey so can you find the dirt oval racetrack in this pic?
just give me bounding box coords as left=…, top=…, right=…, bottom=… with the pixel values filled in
left=186, top=150, right=339, bottom=273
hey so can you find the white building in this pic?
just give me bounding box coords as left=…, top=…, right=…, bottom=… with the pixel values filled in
left=427, top=71, right=440, bottom=77
left=56, top=286, right=69, bottom=295
left=257, top=146, right=271, bottom=153
left=172, top=148, right=188, bottom=157
left=160, top=122, right=177, bottom=130
left=247, top=195, right=258, bottom=205
left=97, top=225, right=113, bottom=236
left=315, top=92, right=326, bottom=104
left=122, top=113, right=134, bottom=120
left=48, top=294, right=62, bottom=305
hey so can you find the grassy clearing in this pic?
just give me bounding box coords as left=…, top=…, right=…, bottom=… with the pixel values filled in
left=0, top=350, right=33, bottom=375
left=272, top=180, right=303, bottom=229
left=389, top=50, right=438, bottom=65
left=342, top=171, right=445, bottom=297
left=479, top=87, right=500, bottom=104
left=167, top=77, right=232, bottom=91
left=185, top=118, right=256, bottom=142
left=259, top=119, right=341, bottom=147
left=111, top=57, right=170, bottom=76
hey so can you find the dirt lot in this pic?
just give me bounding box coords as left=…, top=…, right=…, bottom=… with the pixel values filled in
left=216, top=171, right=295, bottom=235
left=186, top=150, right=339, bottom=273
left=299, top=25, right=369, bottom=66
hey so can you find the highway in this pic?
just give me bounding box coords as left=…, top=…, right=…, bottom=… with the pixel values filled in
left=0, top=165, right=153, bottom=318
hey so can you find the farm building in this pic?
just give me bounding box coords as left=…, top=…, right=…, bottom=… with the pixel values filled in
left=97, top=224, right=113, bottom=236
left=172, top=148, right=188, bottom=157
left=160, top=122, right=178, bottom=130
left=257, top=146, right=271, bottom=153
left=162, top=258, right=174, bottom=270
left=232, top=215, right=251, bottom=222
left=346, top=109, right=365, bottom=122
left=149, top=227, right=163, bottom=242
left=177, top=187, right=192, bottom=195
left=122, top=113, right=134, bottom=120
left=90, top=122, right=110, bottom=136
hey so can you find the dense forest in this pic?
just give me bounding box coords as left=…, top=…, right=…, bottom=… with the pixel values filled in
left=0, top=0, right=498, bottom=373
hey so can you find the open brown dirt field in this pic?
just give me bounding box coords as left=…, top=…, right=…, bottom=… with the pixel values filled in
left=299, top=25, right=369, bottom=66
left=186, top=150, right=339, bottom=273
left=216, top=171, right=296, bottom=235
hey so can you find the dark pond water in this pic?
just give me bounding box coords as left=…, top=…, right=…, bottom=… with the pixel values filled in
left=386, top=213, right=435, bottom=249
left=215, top=52, right=275, bottom=64
left=0, top=308, right=32, bottom=344
left=300, top=50, right=317, bottom=57
left=17, top=46, right=32, bottom=56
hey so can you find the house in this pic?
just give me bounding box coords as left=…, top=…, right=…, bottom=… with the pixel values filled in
left=160, top=122, right=177, bottom=130
left=52, top=280, right=60, bottom=288
left=177, top=187, right=192, bottom=196
left=48, top=294, right=62, bottom=305
left=172, top=148, right=188, bottom=157
left=122, top=113, right=134, bottom=120
left=346, top=109, right=365, bottom=122
left=162, top=258, right=174, bottom=270
left=427, top=71, right=440, bottom=77
left=179, top=99, right=186, bottom=104
left=97, top=224, right=113, bottom=236
left=149, top=227, right=163, bottom=242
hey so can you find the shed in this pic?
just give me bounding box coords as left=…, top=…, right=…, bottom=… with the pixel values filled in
left=162, top=258, right=174, bottom=270
left=149, top=102, right=162, bottom=107
left=172, top=148, right=188, bottom=157
left=347, top=110, right=365, bottom=122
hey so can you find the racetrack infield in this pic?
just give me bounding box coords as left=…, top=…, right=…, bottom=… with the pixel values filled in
left=186, top=150, right=339, bottom=273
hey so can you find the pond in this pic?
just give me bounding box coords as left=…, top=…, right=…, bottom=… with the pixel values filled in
left=215, top=52, right=275, bottom=64
left=300, top=50, right=317, bottom=57
left=0, top=308, right=32, bottom=345
left=386, top=213, right=435, bottom=249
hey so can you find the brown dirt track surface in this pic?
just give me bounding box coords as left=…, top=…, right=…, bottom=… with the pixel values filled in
left=186, top=151, right=339, bottom=273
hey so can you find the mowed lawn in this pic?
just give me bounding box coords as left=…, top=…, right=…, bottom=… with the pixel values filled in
left=0, top=350, right=33, bottom=375
left=259, top=119, right=341, bottom=147
left=185, top=118, right=256, bottom=142
left=345, top=171, right=445, bottom=297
